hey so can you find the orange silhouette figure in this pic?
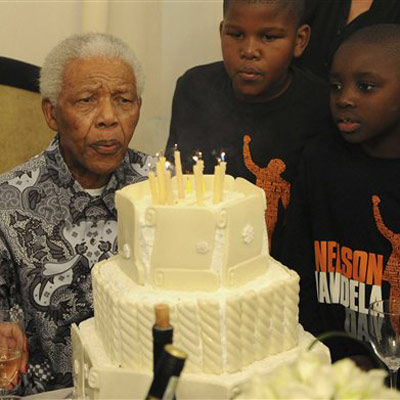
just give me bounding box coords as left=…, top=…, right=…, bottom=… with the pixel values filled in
left=243, top=134, right=290, bottom=250
left=372, top=195, right=400, bottom=333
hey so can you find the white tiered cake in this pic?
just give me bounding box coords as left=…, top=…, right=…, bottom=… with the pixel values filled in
left=71, top=175, right=328, bottom=399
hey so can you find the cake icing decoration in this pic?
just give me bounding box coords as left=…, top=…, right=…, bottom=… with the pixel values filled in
left=242, top=224, right=255, bottom=244
left=196, top=241, right=210, bottom=254
left=122, top=243, right=131, bottom=259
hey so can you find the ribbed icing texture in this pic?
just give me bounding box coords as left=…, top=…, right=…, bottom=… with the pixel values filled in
left=92, top=257, right=299, bottom=374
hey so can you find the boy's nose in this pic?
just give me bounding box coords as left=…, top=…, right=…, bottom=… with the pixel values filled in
left=241, top=38, right=261, bottom=59
left=95, top=97, right=119, bottom=128
left=334, top=89, right=356, bottom=108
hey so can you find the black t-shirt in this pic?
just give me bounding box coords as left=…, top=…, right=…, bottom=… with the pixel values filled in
left=282, top=133, right=400, bottom=362
left=166, top=61, right=333, bottom=258
left=297, top=0, right=400, bottom=79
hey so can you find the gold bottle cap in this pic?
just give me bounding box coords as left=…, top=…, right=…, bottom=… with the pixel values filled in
left=164, top=344, right=187, bottom=360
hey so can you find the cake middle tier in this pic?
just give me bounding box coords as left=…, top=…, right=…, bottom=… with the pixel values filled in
left=92, top=256, right=299, bottom=375
left=115, top=175, right=270, bottom=291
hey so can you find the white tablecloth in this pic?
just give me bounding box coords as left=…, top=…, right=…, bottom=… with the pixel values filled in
left=23, top=388, right=73, bottom=399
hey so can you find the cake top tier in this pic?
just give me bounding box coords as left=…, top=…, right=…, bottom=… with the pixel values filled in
left=115, top=175, right=269, bottom=291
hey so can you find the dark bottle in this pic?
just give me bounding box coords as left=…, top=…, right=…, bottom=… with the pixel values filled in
left=145, top=344, right=187, bottom=400
left=152, top=304, right=173, bottom=372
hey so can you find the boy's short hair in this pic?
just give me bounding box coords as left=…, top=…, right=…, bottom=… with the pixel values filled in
left=340, top=24, right=400, bottom=59
left=222, top=0, right=306, bottom=26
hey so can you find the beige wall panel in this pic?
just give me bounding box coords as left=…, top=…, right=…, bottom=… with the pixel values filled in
left=0, top=1, right=81, bottom=66
left=1, top=0, right=222, bottom=157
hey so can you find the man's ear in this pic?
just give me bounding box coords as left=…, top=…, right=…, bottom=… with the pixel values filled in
left=293, top=24, right=311, bottom=58
left=219, top=21, right=224, bottom=38
left=41, top=99, right=58, bottom=132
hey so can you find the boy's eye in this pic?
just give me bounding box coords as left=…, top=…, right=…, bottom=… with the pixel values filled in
left=262, top=34, right=279, bottom=42
left=227, top=31, right=243, bottom=39
left=357, top=81, right=375, bottom=92
left=329, top=82, right=342, bottom=92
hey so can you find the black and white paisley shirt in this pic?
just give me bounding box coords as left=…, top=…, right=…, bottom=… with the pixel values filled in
left=0, top=135, right=151, bottom=394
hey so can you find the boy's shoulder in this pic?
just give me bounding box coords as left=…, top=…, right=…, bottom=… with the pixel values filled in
left=291, top=66, right=330, bottom=96
left=180, top=61, right=225, bottom=79
left=303, top=132, right=346, bottom=162
left=177, top=61, right=227, bottom=89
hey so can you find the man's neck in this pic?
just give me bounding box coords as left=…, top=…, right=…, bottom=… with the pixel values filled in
left=73, top=170, right=110, bottom=189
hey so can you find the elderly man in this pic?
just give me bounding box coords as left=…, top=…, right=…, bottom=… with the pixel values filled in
left=0, top=33, right=152, bottom=394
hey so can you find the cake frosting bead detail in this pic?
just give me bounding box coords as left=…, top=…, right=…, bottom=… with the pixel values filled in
left=283, top=271, right=301, bottom=351
left=240, top=291, right=257, bottom=365
left=199, top=299, right=224, bottom=374
left=138, top=303, right=154, bottom=370
left=226, top=296, right=242, bottom=373
left=256, top=286, right=272, bottom=359
left=177, top=303, right=202, bottom=373
left=119, top=305, right=140, bottom=368
left=267, top=281, right=285, bottom=356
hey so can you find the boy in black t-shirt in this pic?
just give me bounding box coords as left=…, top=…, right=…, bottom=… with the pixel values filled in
left=166, top=0, right=333, bottom=258
left=296, top=0, right=400, bottom=80
left=282, top=24, right=400, bottom=367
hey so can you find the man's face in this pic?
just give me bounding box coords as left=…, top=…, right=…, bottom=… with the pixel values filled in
left=42, top=56, right=141, bottom=188
left=330, top=43, right=400, bottom=158
left=220, top=1, right=309, bottom=103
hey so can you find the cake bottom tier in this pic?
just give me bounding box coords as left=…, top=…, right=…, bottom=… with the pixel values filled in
left=92, top=257, right=302, bottom=375
left=71, top=321, right=330, bottom=400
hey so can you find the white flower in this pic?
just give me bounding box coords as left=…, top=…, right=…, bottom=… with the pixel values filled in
left=195, top=241, right=209, bottom=254
left=238, top=351, right=400, bottom=400
left=242, top=224, right=255, bottom=244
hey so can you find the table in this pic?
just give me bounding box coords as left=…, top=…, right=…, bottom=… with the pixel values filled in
left=23, top=388, right=73, bottom=399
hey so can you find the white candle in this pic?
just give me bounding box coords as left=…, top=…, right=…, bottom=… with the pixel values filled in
left=193, top=160, right=204, bottom=205
left=198, top=159, right=205, bottom=194
left=186, top=176, right=192, bottom=194
left=148, top=171, right=158, bottom=204
left=220, top=161, right=226, bottom=175
left=165, top=170, right=174, bottom=205
left=174, top=149, right=185, bottom=199
left=219, top=153, right=227, bottom=202
left=213, top=164, right=221, bottom=204
left=156, top=159, right=166, bottom=205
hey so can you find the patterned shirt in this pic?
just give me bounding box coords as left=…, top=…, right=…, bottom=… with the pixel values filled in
left=0, top=135, right=151, bottom=394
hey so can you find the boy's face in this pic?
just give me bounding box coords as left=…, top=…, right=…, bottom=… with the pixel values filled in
left=330, top=43, right=400, bottom=158
left=220, top=1, right=309, bottom=103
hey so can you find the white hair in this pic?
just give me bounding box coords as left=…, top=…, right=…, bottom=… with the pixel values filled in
left=40, top=32, right=145, bottom=104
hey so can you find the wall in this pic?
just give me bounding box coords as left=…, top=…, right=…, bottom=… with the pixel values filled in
left=0, top=0, right=223, bottom=155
